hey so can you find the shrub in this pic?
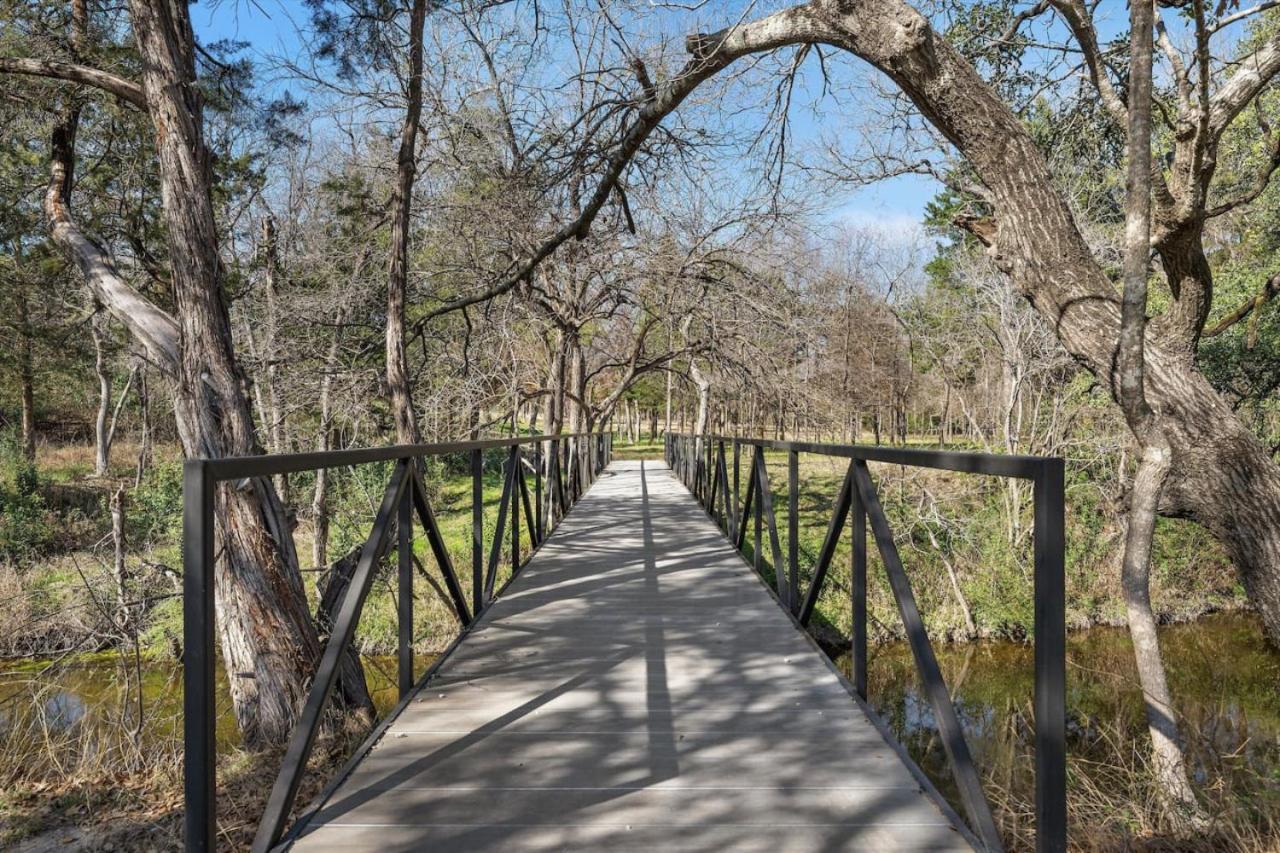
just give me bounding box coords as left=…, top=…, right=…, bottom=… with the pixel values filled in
left=129, top=461, right=184, bottom=545
left=0, top=430, right=52, bottom=562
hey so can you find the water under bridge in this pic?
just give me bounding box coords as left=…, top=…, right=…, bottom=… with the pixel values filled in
left=180, top=434, right=1066, bottom=852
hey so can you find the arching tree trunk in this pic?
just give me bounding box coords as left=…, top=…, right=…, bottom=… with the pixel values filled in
left=668, top=0, right=1280, bottom=643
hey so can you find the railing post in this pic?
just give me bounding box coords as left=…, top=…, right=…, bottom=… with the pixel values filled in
left=753, top=451, right=763, bottom=576
left=182, top=460, right=215, bottom=853
left=705, top=438, right=713, bottom=505
left=1034, top=460, right=1067, bottom=853
left=398, top=464, right=413, bottom=699
left=534, top=440, right=543, bottom=543
left=471, top=447, right=483, bottom=613
left=788, top=449, right=800, bottom=614
left=555, top=437, right=565, bottom=520
left=511, top=446, right=520, bottom=574
left=851, top=459, right=867, bottom=700
left=732, top=438, right=740, bottom=541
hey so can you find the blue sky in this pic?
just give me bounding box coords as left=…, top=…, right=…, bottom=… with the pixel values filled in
left=190, top=0, right=1139, bottom=238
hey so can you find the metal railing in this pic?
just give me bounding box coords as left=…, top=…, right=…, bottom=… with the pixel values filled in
left=665, top=433, right=1065, bottom=853
left=182, top=432, right=612, bottom=852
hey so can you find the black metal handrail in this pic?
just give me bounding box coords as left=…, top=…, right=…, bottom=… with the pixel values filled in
left=664, top=433, right=1065, bottom=853
left=182, top=432, right=612, bottom=852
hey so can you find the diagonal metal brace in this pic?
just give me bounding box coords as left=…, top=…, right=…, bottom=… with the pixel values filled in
left=252, top=458, right=411, bottom=853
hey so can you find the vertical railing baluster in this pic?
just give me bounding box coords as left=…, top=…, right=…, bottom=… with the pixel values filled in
left=788, top=449, right=799, bottom=614
left=1034, top=460, right=1067, bottom=853
left=732, top=438, right=740, bottom=542
left=182, top=460, right=215, bottom=853
left=471, top=447, right=483, bottom=613
left=753, top=449, right=763, bottom=576
left=398, top=464, right=413, bottom=699
left=511, top=446, right=520, bottom=574
left=548, top=439, right=558, bottom=528
left=535, top=440, right=543, bottom=543
left=851, top=458, right=867, bottom=700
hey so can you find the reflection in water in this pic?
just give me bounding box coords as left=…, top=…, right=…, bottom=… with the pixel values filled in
left=41, top=691, right=86, bottom=730
left=0, top=654, right=412, bottom=750
left=836, top=613, right=1280, bottom=825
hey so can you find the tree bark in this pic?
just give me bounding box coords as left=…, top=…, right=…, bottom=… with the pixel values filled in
left=92, top=308, right=112, bottom=476
left=566, top=332, right=587, bottom=489
left=1123, top=448, right=1206, bottom=824
left=110, top=485, right=129, bottom=631
left=34, top=0, right=372, bottom=745
left=134, top=360, right=150, bottom=487
left=1119, top=1, right=1206, bottom=825
left=386, top=0, right=428, bottom=446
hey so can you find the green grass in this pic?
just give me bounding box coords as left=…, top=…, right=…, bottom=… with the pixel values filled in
left=611, top=437, right=665, bottom=461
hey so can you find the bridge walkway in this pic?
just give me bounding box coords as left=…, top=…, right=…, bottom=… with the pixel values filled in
left=287, top=459, right=974, bottom=852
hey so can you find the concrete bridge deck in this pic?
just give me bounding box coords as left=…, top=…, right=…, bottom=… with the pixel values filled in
left=287, top=459, right=974, bottom=852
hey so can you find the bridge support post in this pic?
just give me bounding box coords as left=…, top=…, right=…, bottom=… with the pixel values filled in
left=753, top=451, right=762, bottom=576
left=182, top=460, right=215, bottom=853
left=851, top=464, right=867, bottom=701
left=732, top=439, right=740, bottom=542
left=471, top=448, right=483, bottom=613
left=1034, top=460, right=1067, bottom=853
left=788, top=450, right=800, bottom=614
left=511, top=446, right=520, bottom=577
left=535, top=441, right=543, bottom=543
left=398, top=470, right=413, bottom=699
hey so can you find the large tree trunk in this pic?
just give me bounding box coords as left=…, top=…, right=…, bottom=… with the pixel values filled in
left=127, top=0, right=366, bottom=746
left=386, top=0, right=428, bottom=446
left=41, top=0, right=372, bottom=746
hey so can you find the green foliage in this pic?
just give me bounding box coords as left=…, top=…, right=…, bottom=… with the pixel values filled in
left=0, top=429, right=51, bottom=563
left=128, top=462, right=184, bottom=545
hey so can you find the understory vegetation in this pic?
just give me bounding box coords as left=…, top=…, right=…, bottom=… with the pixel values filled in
left=2, top=436, right=1270, bottom=850
left=4, top=0, right=1280, bottom=849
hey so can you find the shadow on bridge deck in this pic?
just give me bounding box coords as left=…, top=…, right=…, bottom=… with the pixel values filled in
left=285, top=460, right=975, bottom=852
